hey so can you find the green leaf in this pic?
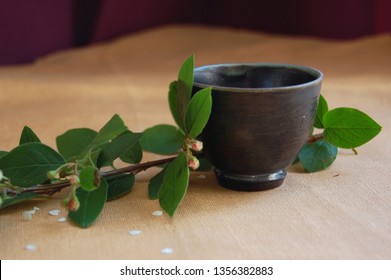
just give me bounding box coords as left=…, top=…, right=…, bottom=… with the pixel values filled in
left=140, top=124, right=184, bottom=155
left=185, top=87, right=212, bottom=138
left=313, top=95, right=328, bottom=129
left=323, top=108, right=382, bottom=148
left=98, top=131, right=143, bottom=167
left=0, top=151, right=7, bottom=159
left=56, top=128, right=97, bottom=161
left=106, top=174, right=135, bottom=201
left=0, top=143, right=66, bottom=187
left=176, top=55, right=194, bottom=130
left=148, top=167, right=167, bottom=200
left=79, top=166, right=100, bottom=191
left=86, top=148, right=102, bottom=167
left=159, top=153, right=189, bottom=216
left=68, top=177, right=108, bottom=228
left=19, top=126, right=41, bottom=145
left=298, top=140, right=338, bottom=172
left=83, top=114, right=128, bottom=154
left=168, top=81, right=184, bottom=130
left=0, top=193, right=44, bottom=209
left=119, top=141, right=143, bottom=164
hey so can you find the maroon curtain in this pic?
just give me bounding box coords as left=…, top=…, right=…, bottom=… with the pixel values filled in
left=0, top=0, right=73, bottom=65
left=0, top=0, right=390, bottom=65
left=90, top=0, right=391, bottom=41
left=374, top=0, right=391, bottom=33
left=90, top=0, right=188, bottom=42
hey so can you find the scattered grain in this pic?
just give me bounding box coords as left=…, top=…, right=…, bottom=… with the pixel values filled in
left=161, top=247, right=173, bottom=254
left=25, top=244, right=37, bottom=251
left=129, top=230, right=142, bottom=236
left=152, top=210, right=163, bottom=216
left=23, top=207, right=40, bottom=220
left=48, top=209, right=60, bottom=216
left=23, top=211, right=33, bottom=221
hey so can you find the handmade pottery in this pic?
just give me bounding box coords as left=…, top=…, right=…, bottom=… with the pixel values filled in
left=193, top=63, right=323, bottom=191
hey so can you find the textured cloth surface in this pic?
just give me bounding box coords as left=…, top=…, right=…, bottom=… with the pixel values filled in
left=0, top=25, right=390, bottom=259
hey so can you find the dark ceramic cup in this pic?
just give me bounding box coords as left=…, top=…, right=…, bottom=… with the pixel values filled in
left=193, top=63, right=323, bottom=191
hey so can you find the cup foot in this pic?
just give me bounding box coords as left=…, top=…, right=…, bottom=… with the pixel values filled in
left=214, top=169, right=286, bottom=191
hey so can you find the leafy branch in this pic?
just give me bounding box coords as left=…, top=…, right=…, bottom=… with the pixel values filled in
left=0, top=55, right=381, bottom=228
left=6, top=156, right=176, bottom=196
left=295, top=95, right=382, bottom=172
left=0, top=55, right=212, bottom=227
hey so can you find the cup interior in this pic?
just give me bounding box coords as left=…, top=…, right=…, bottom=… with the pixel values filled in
left=194, top=63, right=322, bottom=90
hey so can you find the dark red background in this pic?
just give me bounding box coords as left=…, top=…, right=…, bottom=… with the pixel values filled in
left=1, top=0, right=390, bottom=65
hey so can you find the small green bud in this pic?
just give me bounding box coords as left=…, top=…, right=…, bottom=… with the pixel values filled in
left=0, top=170, right=3, bottom=180
left=188, top=140, right=203, bottom=152
left=67, top=196, right=80, bottom=212
left=69, top=175, right=80, bottom=186
left=47, top=170, right=57, bottom=179
left=188, top=156, right=200, bottom=170
left=185, top=138, right=203, bottom=152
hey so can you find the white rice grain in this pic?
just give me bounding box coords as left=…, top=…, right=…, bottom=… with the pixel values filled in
left=48, top=209, right=60, bottom=216
left=23, top=207, right=39, bottom=220
left=23, top=211, right=33, bottom=221
left=25, top=244, right=37, bottom=251
left=161, top=247, right=173, bottom=254
left=152, top=210, right=163, bottom=216
left=128, top=230, right=142, bottom=236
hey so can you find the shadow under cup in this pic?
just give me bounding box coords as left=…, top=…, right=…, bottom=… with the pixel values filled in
left=193, top=63, right=323, bottom=191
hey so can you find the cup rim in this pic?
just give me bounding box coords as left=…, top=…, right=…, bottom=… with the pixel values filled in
left=193, top=63, right=323, bottom=92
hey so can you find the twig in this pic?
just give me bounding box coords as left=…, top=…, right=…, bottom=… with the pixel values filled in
left=101, top=156, right=176, bottom=177
left=306, top=133, right=324, bottom=144
left=14, top=156, right=176, bottom=196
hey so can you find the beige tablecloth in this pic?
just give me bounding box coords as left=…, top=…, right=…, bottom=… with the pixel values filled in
left=1, top=25, right=390, bottom=259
